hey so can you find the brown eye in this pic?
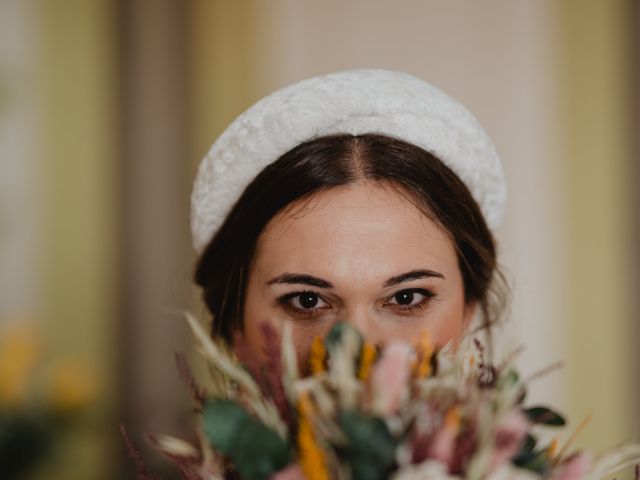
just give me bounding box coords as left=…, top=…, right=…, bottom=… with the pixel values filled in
left=394, top=290, right=416, bottom=305
left=297, top=292, right=320, bottom=309
left=386, top=288, right=434, bottom=310
left=276, top=290, right=330, bottom=317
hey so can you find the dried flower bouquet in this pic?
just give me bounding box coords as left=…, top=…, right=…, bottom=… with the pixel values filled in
left=124, top=312, right=640, bottom=480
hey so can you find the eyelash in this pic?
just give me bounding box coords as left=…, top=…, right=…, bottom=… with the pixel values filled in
left=386, top=288, right=435, bottom=312
left=275, top=288, right=436, bottom=318
left=276, top=290, right=329, bottom=318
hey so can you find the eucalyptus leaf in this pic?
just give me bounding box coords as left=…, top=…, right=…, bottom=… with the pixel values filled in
left=522, top=433, right=537, bottom=453
left=523, top=406, right=566, bottom=427
left=202, top=398, right=291, bottom=480
left=512, top=448, right=551, bottom=475
left=497, top=368, right=520, bottom=388
left=232, top=420, right=291, bottom=480
left=202, top=398, right=250, bottom=454
left=337, top=410, right=396, bottom=480
left=325, top=322, right=363, bottom=355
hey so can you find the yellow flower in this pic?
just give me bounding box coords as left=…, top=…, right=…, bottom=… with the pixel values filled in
left=357, top=342, right=376, bottom=381
left=414, top=330, right=433, bottom=378
left=297, top=392, right=329, bottom=480
left=46, top=360, right=95, bottom=412
left=444, top=405, right=461, bottom=432
left=309, top=336, right=326, bottom=374
left=0, top=323, right=40, bottom=407
left=547, top=437, right=559, bottom=458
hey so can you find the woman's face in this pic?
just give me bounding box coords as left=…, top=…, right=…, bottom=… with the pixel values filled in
left=239, top=181, right=475, bottom=370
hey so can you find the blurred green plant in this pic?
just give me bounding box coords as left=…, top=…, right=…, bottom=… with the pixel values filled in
left=0, top=319, right=95, bottom=479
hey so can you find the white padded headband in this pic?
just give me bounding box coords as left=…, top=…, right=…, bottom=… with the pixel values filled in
left=191, top=69, right=506, bottom=255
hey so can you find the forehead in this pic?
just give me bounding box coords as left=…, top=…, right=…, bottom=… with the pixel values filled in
left=253, top=181, right=458, bottom=283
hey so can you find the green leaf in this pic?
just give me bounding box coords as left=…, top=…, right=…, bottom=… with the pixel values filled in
left=512, top=448, right=551, bottom=475
left=523, top=406, right=566, bottom=427
left=232, top=421, right=291, bottom=480
left=511, top=433, right=539, bottom=471
left=337, top=410, right=396, bottom=480
left=202, top=398, right=291, bottom=480
left=325, top=322, right=363, bottom=354
left=0, top=412, right=56, bottom=479
left=497, top=368, right=520, bottom=388
left=324, top=322, right=365, bottom=373
left=522, top=433, right=537, bottom=453
left=202, top=398, right=250, bottom=454
left=516, top=385, right=528, bottom=404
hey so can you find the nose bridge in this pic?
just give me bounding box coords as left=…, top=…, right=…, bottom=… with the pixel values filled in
left=340, top=302, right=372, bottom=338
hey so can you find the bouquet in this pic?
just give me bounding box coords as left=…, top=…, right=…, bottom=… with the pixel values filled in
left=122, top=312, right=640, bottom=480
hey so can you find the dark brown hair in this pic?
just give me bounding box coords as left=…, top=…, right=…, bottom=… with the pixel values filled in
left=194, top=133, right=508, bottom=341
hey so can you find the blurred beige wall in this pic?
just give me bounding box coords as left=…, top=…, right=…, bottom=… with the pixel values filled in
left=559, top=0, right=637, bottom=451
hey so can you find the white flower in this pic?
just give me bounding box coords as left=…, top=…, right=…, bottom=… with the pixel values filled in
left=487, top=464, right=541, bottom=480
left=391, top=460, right=460, bottom=480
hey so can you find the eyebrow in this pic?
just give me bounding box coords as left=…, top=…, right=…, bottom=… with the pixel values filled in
left=266, top=269, right=445, bottom=289
left=383, top=269, right=445, bottom=287
left=267, top=273, right=333, bottom=289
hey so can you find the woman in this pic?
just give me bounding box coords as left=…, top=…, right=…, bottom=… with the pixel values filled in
left=190, top=69, right=508, bottom=371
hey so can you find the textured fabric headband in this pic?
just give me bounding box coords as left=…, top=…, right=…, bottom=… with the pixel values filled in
left=191, top=69, right=506, bottom=255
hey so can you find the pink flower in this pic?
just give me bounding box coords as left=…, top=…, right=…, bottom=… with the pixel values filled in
left=371, top=342, right=413, bottom=415
left=412, top=406, right=462, bottom=471
left=550, top=452, right=592, bottom=480
left=427, top=423, right=458, bottom=468
left=489, top=409, right=530, bottom=472
left=270, top=463, right=306, bottom=480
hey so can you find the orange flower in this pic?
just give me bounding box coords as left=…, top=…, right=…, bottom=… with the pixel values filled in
left=0, top=323, right=40, bottom=407
left=414, top=330, right=433, bottom=378
left=444, top=405, right=461, bottom=430
left=46, top=360, right=95, bottom=412
left=357, top=342, right=376, bottom=381
left=547, top=437, right=559, bottom=458
left=309, top=337, right=326, bottom=374
left=297, top=392, right=329, bottom=480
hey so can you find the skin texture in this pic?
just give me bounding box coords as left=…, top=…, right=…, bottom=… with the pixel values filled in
left=238, top=180, right=476, bottom=371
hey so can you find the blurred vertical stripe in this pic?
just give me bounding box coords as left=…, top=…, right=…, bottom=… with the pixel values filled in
left=38, top=0, right=118, bottom=478
left=631, top=0, right=640, bottom=444
left=116, top=0, right=192, bottom=477
left=559, top=0, right=637, bottom=451
left=186, top=0, right=257, bottom=177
